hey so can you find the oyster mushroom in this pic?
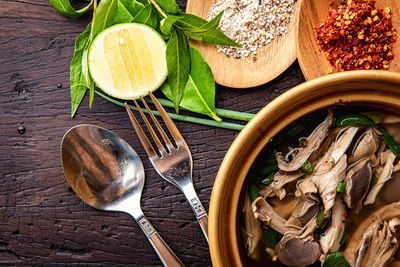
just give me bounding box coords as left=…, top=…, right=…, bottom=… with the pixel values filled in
left=364, top=150, right=396, bottom=205
left=381, top=171, right=400, bottom=203
left=276, top=219, right=320, bottom=267
left=320, top=196, right=346, bottom=254
left=343, top=157, right=373, bottom=212
left=286, top=198, right=319, bottom=228
left=348, top=128, right=380, bottom=164
left=276, top=111, right=334, bottom=172
left=244, top=193, right=262, bottom=258
left=252, top=197, right=300, bottom=235
left=295, top=180, right=318, bottom=202
left=311, top=155, right=347, bottom=213
left=259, top=171, right=304, bottom=199
left=343, top=202, right=400, bottom=266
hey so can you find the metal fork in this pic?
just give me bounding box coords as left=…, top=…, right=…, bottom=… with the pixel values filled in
left=124, top=92, right=208, bottom=243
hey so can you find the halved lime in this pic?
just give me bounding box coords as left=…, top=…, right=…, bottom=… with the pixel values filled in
left=88, top=23, right=167, bottom=99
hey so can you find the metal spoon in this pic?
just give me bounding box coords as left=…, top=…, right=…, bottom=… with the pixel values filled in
left=61, top=124, right=184, bottom=267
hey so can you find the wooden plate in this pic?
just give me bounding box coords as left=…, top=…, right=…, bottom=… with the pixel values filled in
left=297, top=0, right=400, bottom=81
left=186, top=0, right=300, bottom=88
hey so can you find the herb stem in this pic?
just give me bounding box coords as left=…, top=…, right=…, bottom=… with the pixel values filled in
left=148, top=0, right=168, bottom=18
left=145, top=97, right=255, bottom=122
left=96, top=91, right=245, bottom=131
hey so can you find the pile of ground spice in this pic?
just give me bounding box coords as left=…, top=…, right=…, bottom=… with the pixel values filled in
left=316, top=0, right=396, bottom=72
left=208, top=0, right=297, bottom=60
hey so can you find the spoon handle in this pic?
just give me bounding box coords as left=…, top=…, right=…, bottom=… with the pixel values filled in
left=136, top=214, right=185, bottom=267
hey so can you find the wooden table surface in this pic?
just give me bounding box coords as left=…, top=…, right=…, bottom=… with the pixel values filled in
left=0, top=0, right=305, bottom=265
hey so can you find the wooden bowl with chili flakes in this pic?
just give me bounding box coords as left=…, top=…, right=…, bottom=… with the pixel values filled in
left=297, top=0, right=400, bottom=80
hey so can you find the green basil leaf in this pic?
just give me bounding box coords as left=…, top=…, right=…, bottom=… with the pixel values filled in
left=189, top=11, right=223, bottom=33
left=166, top=28, right=191, bottom=112
left=160, top=15, right=182, bottom=35
left=91, top=0, right=119, bottom=38
left=162, top=46, right=220, bottom=121
left=70, top=24, right=92, bottom=117
left=153, top=0, right=180, bottom=14
left=322, top=252, right=350, bottom=267
left=133, top=4, right=158, bottom=29
left=175, top=13, right=240, bottom=47
left=49, top=0, right=93, bottom=18
left=113, top=0, right=144, bottom=24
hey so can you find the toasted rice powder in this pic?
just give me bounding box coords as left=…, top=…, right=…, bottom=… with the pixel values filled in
left=208, top=0, right=297, bottom=61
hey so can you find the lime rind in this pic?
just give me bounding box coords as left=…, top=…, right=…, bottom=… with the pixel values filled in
left=88, top=23, right=168, bottom=100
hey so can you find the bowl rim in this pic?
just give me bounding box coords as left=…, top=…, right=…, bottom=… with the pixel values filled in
left=209, top=70, right=400, bottom=267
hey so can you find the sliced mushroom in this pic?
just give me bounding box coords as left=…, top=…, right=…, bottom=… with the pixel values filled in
left=353, top=221, right=398, bottom=267
left=320, top=196, right=346, bottom=254
left=311, top=155, right=347, bottom=213
left=343, top=202, right=400, bottom=266
left=244, top=193, right=262, bottom=258
left=276, top=219, right=320, bottom=266
left=252, top=197, right=300, bottom=235
left=381, top=114, right=400, bottom=144
left=343, top=157, right=372, bottom=212
left=276, top=111, right=334, bottom=172
left=295, top=180, right=318, bottom=202
left=259, top=171, right=304, bottom=199
left=381, top=172, right=400, bottom=204
left=286, top=198, right=319, bottom=228
left=348, top=128, right=380, bottom=164
left=364, top=151, right=396, bottom=205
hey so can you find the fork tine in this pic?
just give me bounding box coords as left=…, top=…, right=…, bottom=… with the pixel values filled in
left=140, top=96, right=174, bottom=150
left=132, top=99, right=166, bottom=154
left=149, top=92, right=186, bottom=146
left=124, top=103, right=157, bottom=158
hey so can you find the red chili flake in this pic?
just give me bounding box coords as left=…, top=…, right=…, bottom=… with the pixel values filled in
left=344, top=212, right=349, bottom=217
left=316, top=0, right=397, bottom=72
left=338, top=98, right=343, bottom=102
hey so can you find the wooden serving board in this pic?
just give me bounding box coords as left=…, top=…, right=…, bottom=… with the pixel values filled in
left=297, top=0, right=400, bottom=81
left=186, top=0, right=300, bottom=88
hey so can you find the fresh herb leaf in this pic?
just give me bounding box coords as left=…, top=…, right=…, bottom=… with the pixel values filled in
left=248, top=185, right=259, bottom=202
left=49, top=0, right=94, bottom=18
left=70, top=23, right=92, bottom=117
left=188, top=11, right=223, bottom=33
left=153, top=0, right=180, bottom=14
left=261, top=227, right=278, bottom=248
left=166, top=28, right=191, bottom=112
left=133, top=4, right=158, bottom=29
left=161, top=46, right=220, bottom=121
left=113, top=0, right=144, bottom=24
left=322, top=252, right=350, bottom=267
left=91, top=0, right=119, bottom=38
left=160, top=15, right=182, bottom=35
left=261, top=172, right=274, bottom=186
left=334, top=113, right=400, bottom=154
left=175, top=13, right=240, bottom=47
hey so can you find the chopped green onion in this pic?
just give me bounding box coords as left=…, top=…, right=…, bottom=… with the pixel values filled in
left=316, top=210, right=328, bottom=228
left=260, top=161, right=277, bottom=175
left=322, top=252, right=350, bottom=267
left=299, top=137, right=308, bottom=147
left=261, top=172, right=275, bottom=186
left=337, top=182, right=347, bottom=193
left=339, top=231, right=348, bottom=246
left=301, top=160, right=313, bottom=174
left=249, top=185, right=259, bottom=202
left=261, top=227, right=278, bottom=248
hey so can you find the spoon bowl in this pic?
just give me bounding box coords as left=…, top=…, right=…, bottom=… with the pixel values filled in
left=297, top=0, right=400, bottom=80
left=61, top=124, right=183, bottom=266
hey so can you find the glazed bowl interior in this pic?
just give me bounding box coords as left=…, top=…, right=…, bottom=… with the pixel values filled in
left=209, top=70, right=400, bottom=267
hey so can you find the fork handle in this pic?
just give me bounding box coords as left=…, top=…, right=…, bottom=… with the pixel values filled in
left=181, top=183, right=209, bottom=243
left=135, top=215, right=185, bottom=267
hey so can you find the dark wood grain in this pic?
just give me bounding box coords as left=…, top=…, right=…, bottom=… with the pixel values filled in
left=0, top=0, right=305, bottom=265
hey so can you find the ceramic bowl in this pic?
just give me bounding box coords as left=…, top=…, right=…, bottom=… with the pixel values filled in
left=209, top=70, right=400, bottom=266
